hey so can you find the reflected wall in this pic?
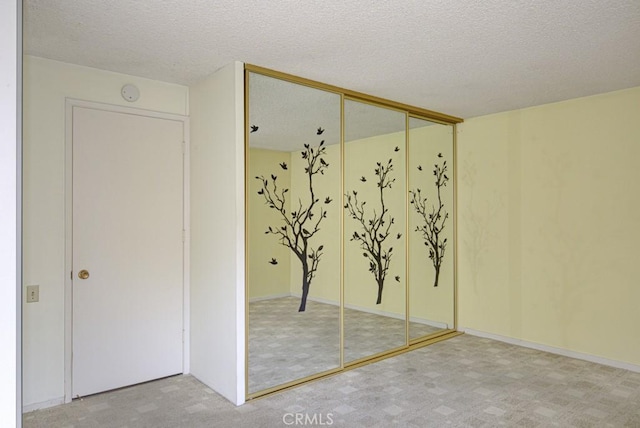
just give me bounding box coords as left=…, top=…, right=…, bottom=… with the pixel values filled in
left=246, top=72, right=341, bottom=394
left=408, top=118, right=455, bottom=340
left=343, top=99, right=407, bottom=363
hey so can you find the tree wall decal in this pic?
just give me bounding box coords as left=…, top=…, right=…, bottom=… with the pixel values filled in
left=409, top=153, right=449, bottom=287
left=255, top=128, right=330, bottom=312
left=344, top=154, right=400, bottom=305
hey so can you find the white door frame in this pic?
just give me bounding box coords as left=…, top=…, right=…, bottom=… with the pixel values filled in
left=63, top=99, right=190, bottom=402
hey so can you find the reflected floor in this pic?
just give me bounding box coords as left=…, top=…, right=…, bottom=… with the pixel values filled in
left=344, top=309, right=441, bottom=362
left=249, top=296, right=443, bottom=393
left=249, top=297, right=340, bottom=393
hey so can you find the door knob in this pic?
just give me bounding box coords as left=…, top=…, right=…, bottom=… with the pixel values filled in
left=78, top=270, right=90, bottom=280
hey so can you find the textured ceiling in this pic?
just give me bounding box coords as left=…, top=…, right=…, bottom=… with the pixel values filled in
left=248, top=71, right=422, bottom=151
left=24, top=0, right=640, bottom=119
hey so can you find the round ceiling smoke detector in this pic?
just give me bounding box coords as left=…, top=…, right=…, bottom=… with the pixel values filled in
left=121, top=84, right=140, bottom=102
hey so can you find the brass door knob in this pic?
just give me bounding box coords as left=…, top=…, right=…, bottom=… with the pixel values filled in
left=78, top=270, right=90, bottom=280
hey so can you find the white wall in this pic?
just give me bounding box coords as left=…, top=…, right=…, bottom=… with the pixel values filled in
left=189, top=62, right=245, bottom=405
left=22, top=56, right=188, bottom=408
left=0, top=1, right=21, bottom=426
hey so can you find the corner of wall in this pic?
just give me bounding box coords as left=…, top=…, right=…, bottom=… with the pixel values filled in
left=189, top=61, right=245, bottom=405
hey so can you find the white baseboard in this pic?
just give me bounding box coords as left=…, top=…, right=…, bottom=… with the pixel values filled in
left=292, top=293, right=449, bottom=329
left=291, top=292, right=404, bottom=320
left=343, top=301, right=405, bottom=321
left=301, top=294, right=339, bottom=307
left=409, top=316, right=450, bottom=330
left=23, top=396, right=65, bottom=413
left=248, top=292, right=292, bottom=303
left=461, top=327, right=640, bottom=373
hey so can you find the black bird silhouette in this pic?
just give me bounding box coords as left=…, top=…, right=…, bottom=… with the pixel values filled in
left=417, top=165, right=423, bottom=171
left=395, top=276, right=400, bottom=282
left=360, top=176, right=367, bottom=182
left=250, top=125, right=259, bottom=133
left=317, top=127, right=324, bottom=135
left=268, top=258, right=278, bottom=265
left=279, top=162, right=288, bottom=170
left=394, top=146, right=399, bottom=152
left=324, top=197, right=332, bottom=204
left=396, top=233, right=402, bottom=239
left=437, top=152, right=443, bottom=158
left=320, top=158, right=328, bottom=167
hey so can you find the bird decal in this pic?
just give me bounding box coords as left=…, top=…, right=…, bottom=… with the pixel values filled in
left=360, top=176, right=367, bottom=182
left=279, top=162, right=288, bottom=170
left=437, top=152, right=443, bottom=158
left=250, top=125, right=259, bottom=133
left=417, top=165, right=423, bottom=171
left=394, top=146, right=400, bottom=152
left=317, top=127, right=324, bottom=135
left=396, top=233, right=402, bottom=239
left=268, top=258, right=278, bottom=265
left=395, top=276, right=400, bottom=282
left=324, top=197, right=332, bottom=204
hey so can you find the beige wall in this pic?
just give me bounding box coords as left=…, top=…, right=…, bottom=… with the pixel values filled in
left=458, top=86, right=640, bottom=366
left=408, top=124, right=455, bottom=327
left=249, top=128, right=459, bottom=325
left=22, top=55, right=188, bottom=407
left=248, top=148, right=292, bottom=299
left=344, top=133, right=407, bottom=314
left=289, top=144, right=342, bottom=302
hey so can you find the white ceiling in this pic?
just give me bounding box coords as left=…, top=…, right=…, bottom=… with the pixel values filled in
left=24, top=0, right=640, bottom=119
left=248, top=71, right=420, bottom=151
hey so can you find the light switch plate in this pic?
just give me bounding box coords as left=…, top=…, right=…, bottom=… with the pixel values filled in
left=26, top=285, right=39, bottom=303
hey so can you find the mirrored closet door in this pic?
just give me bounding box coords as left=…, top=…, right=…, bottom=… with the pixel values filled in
left=246, top=72, right=342, bottom=395
left=343, top=99, right=407, bottom=363
left=245, top=66, right=460, bottom=399
left=408, top=117, right=455, bottom=341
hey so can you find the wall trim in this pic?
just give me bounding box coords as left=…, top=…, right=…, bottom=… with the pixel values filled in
left=248, top=293, right=291, bottom=303
left=409, top=316, right=449, bottom=330
left=461, top=327, right=640, bottom=374
left=63, top=99, right=190, bottom=403
left=23, top=397, right=65, bottom=413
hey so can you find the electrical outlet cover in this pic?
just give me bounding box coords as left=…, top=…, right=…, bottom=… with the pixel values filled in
left=26, top=285, right=39, bottom=303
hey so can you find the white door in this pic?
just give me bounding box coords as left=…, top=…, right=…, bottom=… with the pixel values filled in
left=72, top=106, right=184, bottom=397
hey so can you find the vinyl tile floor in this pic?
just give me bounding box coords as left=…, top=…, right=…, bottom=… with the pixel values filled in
left=24, top=334, right=640, bottom=428
left=248, top=296, right=443, bottom=392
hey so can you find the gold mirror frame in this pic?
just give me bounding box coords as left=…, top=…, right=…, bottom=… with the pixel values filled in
left=244, top=64, right=463, bottom=400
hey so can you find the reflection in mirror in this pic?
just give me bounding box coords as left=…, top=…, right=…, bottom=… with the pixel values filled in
left=408, top=117, right=455, bottom=340
left=247, top=73, right=341, bottom=394
left=343, top=99, right=407, bottom=363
